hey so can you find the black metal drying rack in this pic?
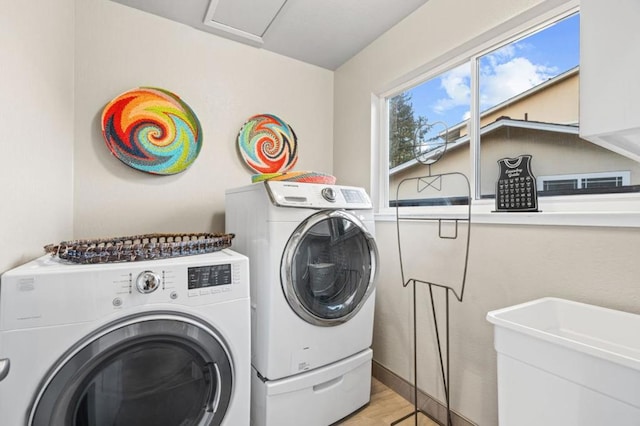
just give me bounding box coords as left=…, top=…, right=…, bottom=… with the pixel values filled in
left=390, top=130, right=472, bottom=426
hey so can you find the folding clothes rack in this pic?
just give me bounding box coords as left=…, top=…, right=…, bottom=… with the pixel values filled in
left=390, top=136, right=472, bottom=426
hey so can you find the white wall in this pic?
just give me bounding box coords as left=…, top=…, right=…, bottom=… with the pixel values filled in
left=74, top=0, right=334, bottom=238
left=334, top=0, right=640, bottom=424
left=0, top=1, right=74, bottom=272
left=4, top=1, right=639, bottom=424
left=374, top=223, right=640, bottom=425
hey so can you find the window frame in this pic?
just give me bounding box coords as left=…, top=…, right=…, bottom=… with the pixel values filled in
left=537, top=171, right=631, bottom=191
left=373, top=0, right=640, bottom=228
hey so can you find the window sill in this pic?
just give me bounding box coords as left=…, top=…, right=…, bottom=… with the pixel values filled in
left=375, top=194, right=640, bottom=227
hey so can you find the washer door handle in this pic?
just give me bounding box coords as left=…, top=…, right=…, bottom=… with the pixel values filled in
left=0, top=358, right=9, bottom=382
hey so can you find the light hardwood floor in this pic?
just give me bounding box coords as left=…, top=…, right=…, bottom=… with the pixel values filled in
left=335, top=378, right=439, bottom=426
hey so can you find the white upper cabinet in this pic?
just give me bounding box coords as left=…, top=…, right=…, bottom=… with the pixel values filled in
left=580, top=0, right=640, bottom=162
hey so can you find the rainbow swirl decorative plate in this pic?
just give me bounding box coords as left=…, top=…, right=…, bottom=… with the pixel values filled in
left=251, top=171, right=336, bottom=184
left=101, top=87, right=202, bottom=175
left=237, top=113, right=298, bottom=174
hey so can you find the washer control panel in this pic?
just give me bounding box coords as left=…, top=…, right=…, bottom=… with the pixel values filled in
left=106, top=253, right=249, bottom=307
left=0, top=251, right=249, bottom=329
left=266, top=181, right=372, bottom=209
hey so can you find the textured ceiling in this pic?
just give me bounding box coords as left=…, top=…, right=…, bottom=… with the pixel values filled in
left=110, top=0, right=428, bottom=70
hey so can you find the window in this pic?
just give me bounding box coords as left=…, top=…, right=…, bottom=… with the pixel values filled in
left=380, top=6, right=640, bottom=221
left=538, top=171, right=630, bottom=194
left=388, top=63, right=471, bottom=207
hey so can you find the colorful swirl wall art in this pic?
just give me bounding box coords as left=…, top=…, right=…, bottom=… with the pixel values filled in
left=251, top=171, right=336, bottom=184
left=237, top=113, right=298, bottom=174
left=101, top=87, right=202, bottom=175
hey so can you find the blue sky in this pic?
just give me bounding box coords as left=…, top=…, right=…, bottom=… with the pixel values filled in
left=404, top=13, right=580, bottom=139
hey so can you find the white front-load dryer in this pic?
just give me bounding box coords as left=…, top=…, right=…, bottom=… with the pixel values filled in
left=225, top=181, right=378, bottom=426
left=0, top=250, right=250, bottom=426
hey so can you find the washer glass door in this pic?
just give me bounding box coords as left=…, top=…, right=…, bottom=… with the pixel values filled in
left=281, top=210, right=378, bottom=326
left=30, top=315, right=233, bottom=426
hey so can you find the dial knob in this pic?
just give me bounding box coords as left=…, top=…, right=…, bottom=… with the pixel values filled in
left=136, top=271, right=161, bottom=294
left=321, top=187, right=336, bottom=202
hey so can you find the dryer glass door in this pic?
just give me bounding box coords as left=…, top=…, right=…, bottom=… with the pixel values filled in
left=281, top=210, right=378, bottom=326
left=30, top=315, right=233, bottom=426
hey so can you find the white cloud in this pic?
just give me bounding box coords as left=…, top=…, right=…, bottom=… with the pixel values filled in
left=479, top=56, right=557, bottom=109
left=432, top=64, right=470, bottom=115
left=429, top=43, right=558, bottom=119
left=485, top=44, right=517, bottom=67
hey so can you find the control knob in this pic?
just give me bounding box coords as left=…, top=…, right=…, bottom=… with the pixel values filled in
left=136, top=271, right=161, bottom=294
left=321, top=187, right=336, bottom=202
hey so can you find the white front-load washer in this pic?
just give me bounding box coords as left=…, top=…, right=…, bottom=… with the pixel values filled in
left=0, top=249, right=250, bottom=426
left=225, top=181, right=378, bottom=426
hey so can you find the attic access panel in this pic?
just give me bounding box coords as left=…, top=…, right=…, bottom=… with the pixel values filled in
left=203, top=0, right=288, bottom=46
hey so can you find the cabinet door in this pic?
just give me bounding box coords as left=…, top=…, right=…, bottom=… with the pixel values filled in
left=580, top=0, right=640, bottom=162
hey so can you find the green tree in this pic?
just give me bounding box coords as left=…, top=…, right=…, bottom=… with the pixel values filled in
left=388, top=92, right=430, bottom=168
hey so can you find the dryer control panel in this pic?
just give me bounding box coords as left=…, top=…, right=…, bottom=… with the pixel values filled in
left=0, top=250, right=249, bottom=331
left=110, top=255, right=246, bottom=302
left=266, top=181, right=372, bottom=209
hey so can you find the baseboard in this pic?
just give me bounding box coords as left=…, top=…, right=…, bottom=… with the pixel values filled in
left=371, top=360, right=477, bottom=426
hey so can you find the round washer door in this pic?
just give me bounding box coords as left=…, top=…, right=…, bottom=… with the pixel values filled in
left=281, top=210, right=378, bottom=326
left=30, top=314, right=233, bottom=426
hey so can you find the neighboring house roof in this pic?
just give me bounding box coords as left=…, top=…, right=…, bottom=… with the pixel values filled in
left=390, top=66, right=580, bottom=176
left=446, top=66, right=580, bottom=135
left=390, top=117, right=579, bottom=176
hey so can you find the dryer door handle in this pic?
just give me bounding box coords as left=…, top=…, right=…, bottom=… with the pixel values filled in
left=0, top=358, right=9, bottom=382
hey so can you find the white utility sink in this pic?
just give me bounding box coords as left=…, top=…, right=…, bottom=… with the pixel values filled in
left=487, top=297, right=640, bottom=426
